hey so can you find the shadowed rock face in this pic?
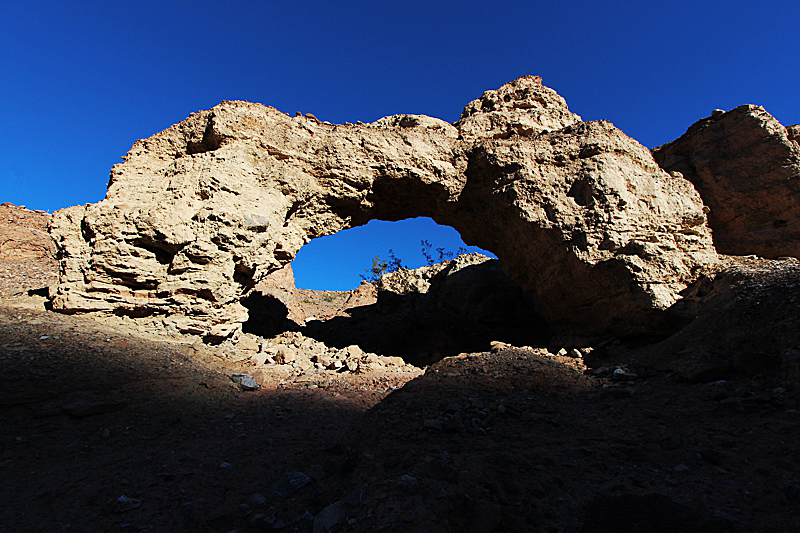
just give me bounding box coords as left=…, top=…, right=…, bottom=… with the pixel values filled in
left=49, top=76, right=717, bottom=341
left=300, top=254, right=552, bottom=365
left=653, top=105, right=800, bottom=259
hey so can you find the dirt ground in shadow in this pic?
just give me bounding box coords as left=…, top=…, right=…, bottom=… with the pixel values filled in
left=1, top=204, right=799, bottom=532
left=0, top=295, right=422, bottom=532
left=3, top=294, right=799, bottom=532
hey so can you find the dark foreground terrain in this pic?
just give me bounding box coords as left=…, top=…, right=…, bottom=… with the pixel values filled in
left=1, top=205, right=799, bottom=533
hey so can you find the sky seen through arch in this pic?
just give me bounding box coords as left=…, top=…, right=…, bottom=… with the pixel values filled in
left=290, top=217, right=494, bottom=290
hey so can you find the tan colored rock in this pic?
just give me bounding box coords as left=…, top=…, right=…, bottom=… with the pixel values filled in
left=441, top=120, right=716, bottom=334
left=272, top=345, right=297, bottom=365
left=340, top=344, right=365, bottom=360
left=244, top=263, right=304, bottom=335
left=653, top=105, right=800, bottom=259
left=0, top=203, right=58, bottom=297
left=455, top=75, right=581, bottom=139
left=382, top=356, right=406, bottom=367
left=49, top=77, right=718, bottom=340
left=0, top=203, right=55, bottom=262
left=236, top=333, right=260, bottom=352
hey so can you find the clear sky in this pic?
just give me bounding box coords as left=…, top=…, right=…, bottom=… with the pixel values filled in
left=1, top=1, right=798, bottom=289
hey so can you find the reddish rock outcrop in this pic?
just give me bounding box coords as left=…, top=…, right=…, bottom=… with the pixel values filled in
left=653, top=105, right=800, bottom=259
left=49, top=77, right=717, bottom=340
left=0, top=203, right=57, bottom=296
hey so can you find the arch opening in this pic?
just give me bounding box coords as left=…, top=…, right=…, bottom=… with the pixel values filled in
left=292, top=217, right=492, bottom=290
left=241, top=217, right=552, bottom=366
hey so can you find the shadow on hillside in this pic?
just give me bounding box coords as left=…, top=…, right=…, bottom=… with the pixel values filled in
left=3, top=293, right=796, bottom=533
left=0, top=306, right=366, bottom=532
left=301, top=299, right=550, bottom=367
left=0, top=298, right=584, bottom=533
left=0, top=303, right=580, bottom=533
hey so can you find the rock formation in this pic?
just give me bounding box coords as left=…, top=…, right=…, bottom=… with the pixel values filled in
left=455, top=76, right=581, bottom=138
left=653, top=105, right=800, bottom=259
left=0, top=203, right=58, bottom=296
left=240, top=264, right=304, bottom=338
left=49, top=76, right=717, bottom=341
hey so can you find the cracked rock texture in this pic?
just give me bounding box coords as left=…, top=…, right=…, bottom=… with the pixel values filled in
left=49, top=76, right=717, bottom=340
left=653, top=105, right=800, bottom=259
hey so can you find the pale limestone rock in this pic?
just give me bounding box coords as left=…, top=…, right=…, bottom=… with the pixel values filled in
left=653, top=105, right=800, bottom=259
left=455, top=75, right=581, bottom=139
left=340, top=345, right=365, bottom=360
left=442, top=120, right=716, bottom=334
left=49, top=77, right=718, bottom=340
left=236, top=333, right=260, bottom=352
left=249, top=263, right=304, bottom=326
left=272, top=345, right=297, bottom=365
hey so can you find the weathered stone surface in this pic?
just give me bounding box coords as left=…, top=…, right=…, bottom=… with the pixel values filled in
left=240, top=263, right=304, bottom=337
left=455, top=75, right=581, bottom=139
left=257, top=330, right=410, bottom=372
left=252, top=263, right=297, bottom=311
left=653, top=105, right=800, bottom=258
left=49, top=76, right=717, bottom=340
left=440, top=119, right=716, bottom=335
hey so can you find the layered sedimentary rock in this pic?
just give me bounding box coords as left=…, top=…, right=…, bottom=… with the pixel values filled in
left=653, top=105, right=800, bottom=259
left=49, top=76, right=717, bottom=340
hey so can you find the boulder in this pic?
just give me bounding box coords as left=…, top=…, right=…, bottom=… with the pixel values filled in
left=441, top=119, right=716, bottom=335
left=653, top=105, right=800, bottom=258
left=49, top=76, right=717, bottom=340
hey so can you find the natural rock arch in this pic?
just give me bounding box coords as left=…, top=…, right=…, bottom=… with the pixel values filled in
left=49, top=76, right=717, bottom=341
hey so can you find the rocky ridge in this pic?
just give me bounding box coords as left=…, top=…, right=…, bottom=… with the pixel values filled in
left=239, top=253, right=548, bottom=366
left=304, top=253, right=549, bottom=365
left=48, top=76, right=717, bottom=343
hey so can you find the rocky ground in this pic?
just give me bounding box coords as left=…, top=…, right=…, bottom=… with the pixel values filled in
left=1, top=204, right=799, bottom=532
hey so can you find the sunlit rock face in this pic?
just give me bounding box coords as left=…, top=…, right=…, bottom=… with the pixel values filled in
left=49, top=76, right=717, bottom=340
left=653, top=105, right=800, bottom=259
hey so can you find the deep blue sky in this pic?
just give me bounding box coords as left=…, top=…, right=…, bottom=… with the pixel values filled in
left=2, top=1, right=798, bottom=289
